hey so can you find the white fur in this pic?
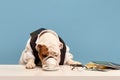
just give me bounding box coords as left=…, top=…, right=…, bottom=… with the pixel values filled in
left=19, top=29, right=81, bottom=69
left=19, top=30, right=73, bottom=64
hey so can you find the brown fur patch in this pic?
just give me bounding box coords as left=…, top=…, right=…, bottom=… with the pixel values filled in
left=37, top=44, right=49, bottom=60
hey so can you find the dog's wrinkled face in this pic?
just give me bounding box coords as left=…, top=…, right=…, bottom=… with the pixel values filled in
left=36, top=44, right=61, bottom=70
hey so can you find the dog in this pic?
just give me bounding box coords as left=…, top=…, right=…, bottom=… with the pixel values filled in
left=19, top=28, right=81, bottom=70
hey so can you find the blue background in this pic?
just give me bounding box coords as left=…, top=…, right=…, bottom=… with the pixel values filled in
left=0, top=0, right=120, bottom=64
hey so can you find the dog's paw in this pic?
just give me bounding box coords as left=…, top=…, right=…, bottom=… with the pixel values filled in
left=26, top=62, right=36, bottom=69
left=71, top=61, right=82, bottom=65
left=67, top=59, right=82, bottom=65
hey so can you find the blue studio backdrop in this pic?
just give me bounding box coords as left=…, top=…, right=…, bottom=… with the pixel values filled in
left=0, top=0, right=120, bottom=64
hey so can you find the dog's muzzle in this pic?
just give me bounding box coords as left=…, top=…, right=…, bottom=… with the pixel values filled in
left=42, top=57, right=59, bottom=71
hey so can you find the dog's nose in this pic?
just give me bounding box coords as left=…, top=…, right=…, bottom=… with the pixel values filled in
left=42, top=58, right=59, bottom=71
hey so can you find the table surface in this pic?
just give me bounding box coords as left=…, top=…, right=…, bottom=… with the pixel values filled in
left=0, top=65, right=120, bottom=76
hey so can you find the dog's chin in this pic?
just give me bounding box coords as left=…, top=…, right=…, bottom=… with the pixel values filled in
left=42, top=58, right=59, bottom=71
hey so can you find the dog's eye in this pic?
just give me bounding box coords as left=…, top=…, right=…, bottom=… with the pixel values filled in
left=54, top=54, right=58, bottom=57
left=53, top=52, right=58, bottom=57
left=42, top=54, right=47, bottom=58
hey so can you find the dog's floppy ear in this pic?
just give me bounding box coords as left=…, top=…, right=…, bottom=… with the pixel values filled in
left=36, top=44, right=42, bottom=51
left=36, top=44, right=48, bottom=52
left=59, top=42, right=63, bottom=49
left=35, top=41, right=44, bottom=51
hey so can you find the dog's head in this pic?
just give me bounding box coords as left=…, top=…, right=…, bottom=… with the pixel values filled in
left=36, top=43, right=63, bottom=71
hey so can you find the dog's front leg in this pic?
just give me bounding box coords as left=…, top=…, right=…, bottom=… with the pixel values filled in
left=26, top=58, right=36, bottom=69
left=65, top=46, right=82, bottom=65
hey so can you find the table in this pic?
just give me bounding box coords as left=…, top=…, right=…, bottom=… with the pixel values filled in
left=0, top=65, right=120, bottom=80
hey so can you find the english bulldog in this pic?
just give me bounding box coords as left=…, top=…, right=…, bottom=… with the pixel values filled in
left=19, top=28, right=81, bottom=70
